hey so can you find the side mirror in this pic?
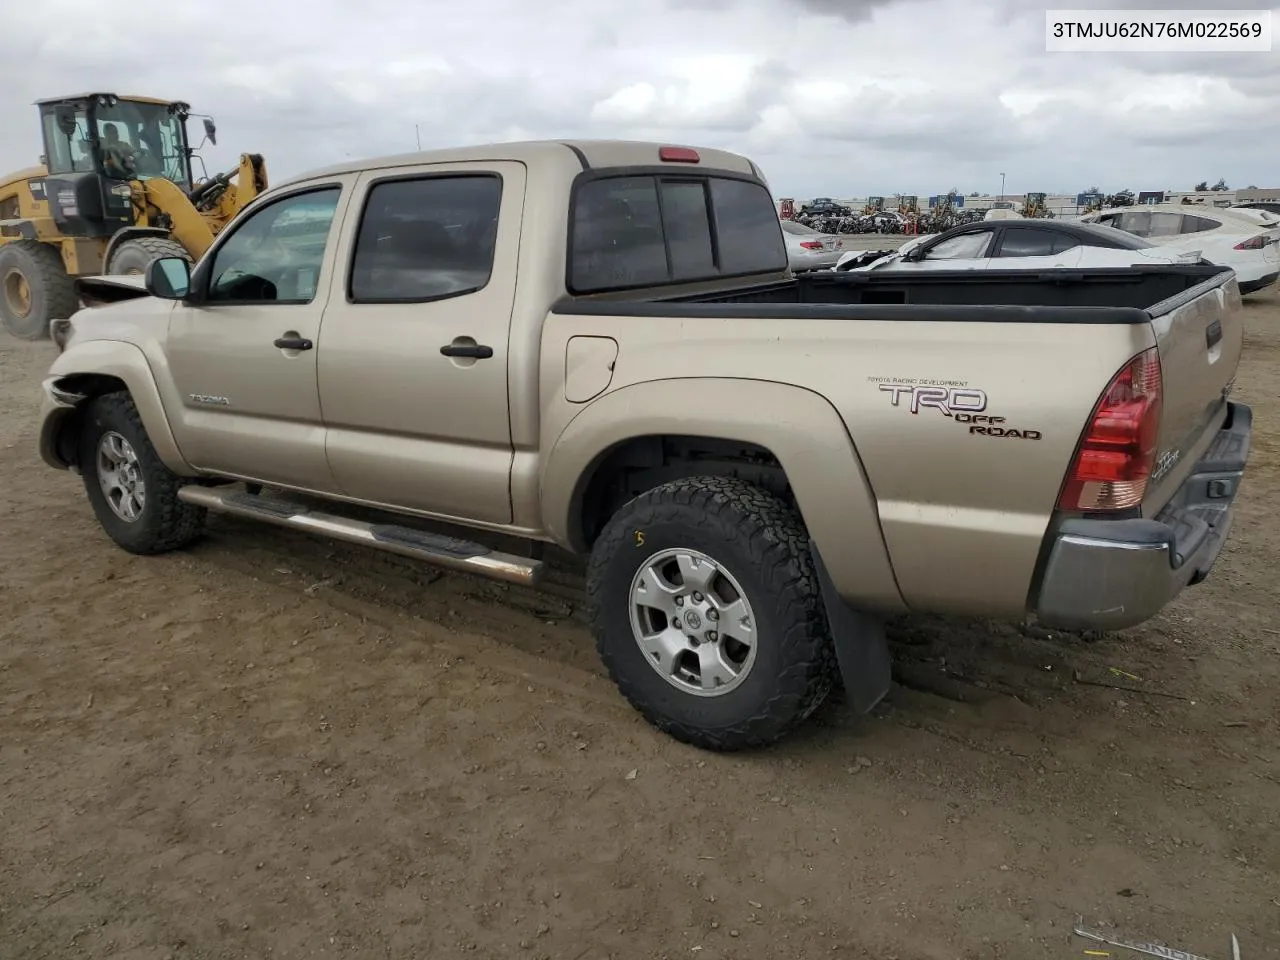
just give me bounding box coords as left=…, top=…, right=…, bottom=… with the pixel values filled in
left=203, top=118, right=217, bottom=146
left=145, top=257, right=191, bottom=300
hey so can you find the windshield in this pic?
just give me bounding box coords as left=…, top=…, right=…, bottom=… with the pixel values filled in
left=40, top=99, right=191, bottom=190
left=96, top=101, right=191, bottom=189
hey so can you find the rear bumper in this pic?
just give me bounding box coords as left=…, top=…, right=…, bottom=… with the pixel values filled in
left=1034, top=401, right=1251, bottom=632
left=1239, top=270, right=1278, bottom=294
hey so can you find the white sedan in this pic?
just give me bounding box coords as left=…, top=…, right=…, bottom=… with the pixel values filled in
left=833, top=219, right=1198, bottom=273
left=781, top=220, right=845, bottom=272
left=1081, top=203, right=1280, bottom=294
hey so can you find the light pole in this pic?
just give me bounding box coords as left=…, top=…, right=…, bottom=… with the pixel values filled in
left=415, top=124, right=422, bottom=150
left=999, top=172, right=1006, bottom=201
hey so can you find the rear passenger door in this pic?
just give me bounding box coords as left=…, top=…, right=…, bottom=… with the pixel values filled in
left=317, top=162, right=525, bottom=524
left=989, top=226, right=1084, bottom=268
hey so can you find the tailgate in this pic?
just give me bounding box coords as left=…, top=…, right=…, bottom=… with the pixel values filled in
left=1144, top=274, right=1245, bottom=514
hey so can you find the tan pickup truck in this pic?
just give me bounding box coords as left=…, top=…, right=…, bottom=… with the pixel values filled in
left=37, top=139, right=1252, bottom=750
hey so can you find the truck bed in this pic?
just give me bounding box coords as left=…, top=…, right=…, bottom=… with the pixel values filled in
left=553, top=263, right=1233, bottom=318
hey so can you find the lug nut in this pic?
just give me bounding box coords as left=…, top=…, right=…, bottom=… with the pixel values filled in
left=692, top=592, right=703, bottom=603
left=675, top=596, right=684, bottom=607
left=707, top=609, right=719, bottom=621
left=706, top=630, right=718, bottom=642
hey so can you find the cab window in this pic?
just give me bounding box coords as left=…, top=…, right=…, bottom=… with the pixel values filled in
left=206, top=187, right=341, bottom=304
left=922, top=230, right=994, bottom=259
left=349, top=174, right=503, bottom=302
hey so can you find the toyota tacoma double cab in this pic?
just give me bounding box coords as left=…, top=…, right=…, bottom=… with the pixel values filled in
left=37, top=139, right=1251, bottom=750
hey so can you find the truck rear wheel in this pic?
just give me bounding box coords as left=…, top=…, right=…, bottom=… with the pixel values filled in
left=78, top=392, right=206, bottom=555
left=106, top=236, right=192, bottom=276
left=0, top=240, right=77, bottom=340
left=587, top=475, right=836, bottom=751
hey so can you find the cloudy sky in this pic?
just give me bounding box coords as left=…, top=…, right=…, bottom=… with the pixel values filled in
left=2, top=0, right=1276, bottom=199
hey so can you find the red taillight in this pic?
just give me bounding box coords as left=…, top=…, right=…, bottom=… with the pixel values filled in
left=659, top=146, right=700, bottom=163
left=800, top=241, right=823, bottom=250
left=1234, top=235, right=1266, bottom=250
left=1058, top=347, right=1163, bottom=512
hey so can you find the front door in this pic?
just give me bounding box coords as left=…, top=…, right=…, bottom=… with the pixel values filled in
left=900, top=227, right=996, bottom=271
left=316, top=162, right=525, bottom=525
left=163, top=179, right=354, bottom=490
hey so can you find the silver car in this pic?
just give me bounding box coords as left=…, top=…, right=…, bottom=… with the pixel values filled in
left=780, top=220, right=844, bottom=271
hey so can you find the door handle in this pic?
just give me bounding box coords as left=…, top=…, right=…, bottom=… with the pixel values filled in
left=274, top=336, right=313, bottom=351
left=440, top=342, right=493, bottom=359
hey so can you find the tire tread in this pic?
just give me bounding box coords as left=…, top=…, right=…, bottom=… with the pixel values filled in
left=106, top=236, right=192, bottom=274
left=0, top=239, right=77, bottom=340
left=588, top=475, right=835, bottom=751
left=82, top=391, right=205, bottom=554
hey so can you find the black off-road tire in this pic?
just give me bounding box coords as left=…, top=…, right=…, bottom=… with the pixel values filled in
left=105, top=236, right=192, bottom=276
left=78, top=391, right=206, bottom=555
left=587, top=475, right=836, bottom=751
left=0, top=239, right=77, bottom=340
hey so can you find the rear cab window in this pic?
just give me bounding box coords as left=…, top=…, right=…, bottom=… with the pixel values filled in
left=568, top=172, right=786, bottom=293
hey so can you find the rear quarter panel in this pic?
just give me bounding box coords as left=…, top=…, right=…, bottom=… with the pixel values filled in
left=539, top=310, right=1154, bottom=618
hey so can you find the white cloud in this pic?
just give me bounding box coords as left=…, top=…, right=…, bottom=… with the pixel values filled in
left=0, top=0, right=1276, bottom=198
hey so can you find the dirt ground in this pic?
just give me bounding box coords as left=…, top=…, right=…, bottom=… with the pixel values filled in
left=2, top=289, right=1278, bottom=960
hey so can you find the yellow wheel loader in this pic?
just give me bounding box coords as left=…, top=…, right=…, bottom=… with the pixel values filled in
left=1020, top=192, right=1049, bottom=219
left=0, top=92, right=267, bottom=340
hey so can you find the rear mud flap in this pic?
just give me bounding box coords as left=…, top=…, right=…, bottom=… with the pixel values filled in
left=810, top=541, right=893, bottom=714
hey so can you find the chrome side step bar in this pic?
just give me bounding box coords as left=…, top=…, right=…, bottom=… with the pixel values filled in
left=177, top=485, right=543, bottom=587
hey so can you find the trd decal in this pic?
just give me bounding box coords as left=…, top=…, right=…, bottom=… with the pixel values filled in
left=874, top=379, right=1042, bottom=440
left=878, top=383, right=987, bottom=416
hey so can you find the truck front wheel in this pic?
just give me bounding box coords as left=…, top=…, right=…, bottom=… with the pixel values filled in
left=77, top=392, right=206, bottom=555
left=587, top=476, right=836, bottom=751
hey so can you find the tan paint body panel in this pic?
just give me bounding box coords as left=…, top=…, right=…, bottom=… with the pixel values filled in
left=41, top=329, right=194, bottom=476
left=161, top=174, right=359, bottom=490
left=36, top=138, right=1242, bottom=624
left=317, top=160, right=527, bottom=525
left=1143, top=278, right=1244, bottom=510
left=537, top=376, right=905, bottom=612
left=536, top=313, right=1153, bottom=616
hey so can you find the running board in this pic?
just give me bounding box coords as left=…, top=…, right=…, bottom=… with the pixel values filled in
left=177, top=485, right=543, bottom=587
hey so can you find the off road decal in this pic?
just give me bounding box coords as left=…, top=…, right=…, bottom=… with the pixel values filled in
left=872, top=378, right=1042, bottom=440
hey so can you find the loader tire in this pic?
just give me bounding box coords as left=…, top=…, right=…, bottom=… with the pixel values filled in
left=587, top=475, right=837, bottom=752
left=0, top=240, right=77, bottom=340
left=78, top=391, right=206, bottom=555
left=106, top=236, right=192, bottom=276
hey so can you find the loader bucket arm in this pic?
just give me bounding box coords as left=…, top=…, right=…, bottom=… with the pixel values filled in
left=239, top=153, right=268, bottom=203
left=144, top=177, right=217, bottom=259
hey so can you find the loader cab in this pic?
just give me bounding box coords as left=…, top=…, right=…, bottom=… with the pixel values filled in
left=36, top=93, right=197, bottom=238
